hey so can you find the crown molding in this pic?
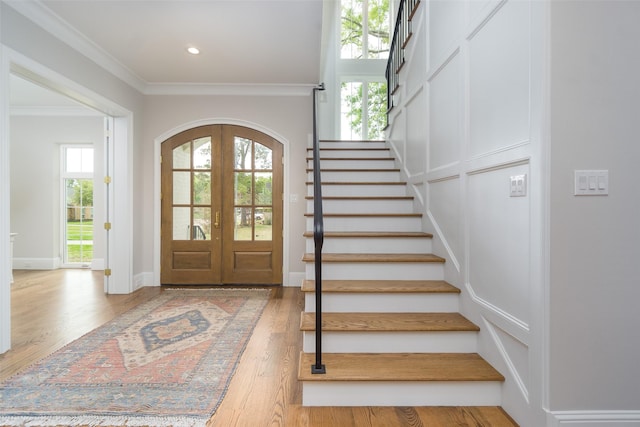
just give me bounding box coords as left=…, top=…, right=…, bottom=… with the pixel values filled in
left=144, top=82, right=317, bottom=97
left=6, top=0, right=148, bottom=93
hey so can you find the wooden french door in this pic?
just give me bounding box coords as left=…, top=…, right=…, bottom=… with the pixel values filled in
left=161, top=125, right=283, bottom=285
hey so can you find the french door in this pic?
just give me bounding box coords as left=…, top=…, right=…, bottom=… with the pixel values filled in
left=161, top=125, right=283, bottom=285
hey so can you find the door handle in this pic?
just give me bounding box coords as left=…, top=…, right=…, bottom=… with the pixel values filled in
left=214, top=211, right=221, bottom=228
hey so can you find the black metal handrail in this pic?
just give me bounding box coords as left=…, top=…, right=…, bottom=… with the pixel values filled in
left=311, top=83, right=326, bottom=374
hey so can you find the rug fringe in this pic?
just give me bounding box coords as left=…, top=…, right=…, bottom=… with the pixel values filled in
left=0, top=415, right=207, bottom=426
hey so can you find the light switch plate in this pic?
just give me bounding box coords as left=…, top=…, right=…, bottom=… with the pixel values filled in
left=510, top=174, right=527, bottom=197
left=574, top=170, right=608, bottom=196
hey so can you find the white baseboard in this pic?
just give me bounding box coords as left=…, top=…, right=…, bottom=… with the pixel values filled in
left=13, top=257, right=60, bottom=270
left=133, top=272, right=155, bottom=290
left=91, top=258, right=104, bottom=270
left=286, top=271, right=304, bottom=287
left=549, top=410, right=640, bottom=426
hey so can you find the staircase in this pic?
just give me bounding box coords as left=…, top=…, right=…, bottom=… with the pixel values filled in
left=298, top=140, right=505, bottom=407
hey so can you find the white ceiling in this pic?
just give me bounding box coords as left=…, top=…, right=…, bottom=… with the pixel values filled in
left=8, top=0, right=325, bottom=108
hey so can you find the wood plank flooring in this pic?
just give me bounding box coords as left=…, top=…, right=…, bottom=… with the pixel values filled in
left=0, top=270, right=518, bottom=426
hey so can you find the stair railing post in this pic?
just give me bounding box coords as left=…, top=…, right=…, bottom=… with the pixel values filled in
left=311, top=83, right=326, bottom=374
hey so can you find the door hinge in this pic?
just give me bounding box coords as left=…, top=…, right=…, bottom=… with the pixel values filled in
left=104, top=222, right=112, bottom=230
left=104, top=176, right=112, bottom=184
left=104, top=268, right=112, bottom=277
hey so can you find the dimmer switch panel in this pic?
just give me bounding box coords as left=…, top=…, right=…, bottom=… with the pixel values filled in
left=574, top=170, right=608, bottom=196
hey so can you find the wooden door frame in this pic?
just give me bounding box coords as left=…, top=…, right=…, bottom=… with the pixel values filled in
left=153, top=119, right=291, bottom=286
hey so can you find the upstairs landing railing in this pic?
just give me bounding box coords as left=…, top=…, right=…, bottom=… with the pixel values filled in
left=386, top=0, right=420, bottom=126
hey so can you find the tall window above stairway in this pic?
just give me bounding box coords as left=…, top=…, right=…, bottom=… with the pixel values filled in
left=340, top=0, right=390, bottom=59
left=339, top=0, right=390, bottom=140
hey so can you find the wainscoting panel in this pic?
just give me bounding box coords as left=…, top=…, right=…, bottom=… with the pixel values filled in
left=428, top=176, right=462, bottom=271
left=468, top=0, right=530, bottom=158
left=428, top=52, right=461, bottom=171
left=467, top=162, right=530, bottom=326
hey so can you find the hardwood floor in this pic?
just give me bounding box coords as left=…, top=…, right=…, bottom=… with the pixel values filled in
left=0, top=270, right=518, bottom=426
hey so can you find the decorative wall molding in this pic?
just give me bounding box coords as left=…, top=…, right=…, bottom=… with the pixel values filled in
left=465, top=281, right=530, bottom=343
left=548, top=410, right=640, bottom=427
left=426, top=211, right=461, bottom=274
left=482, top=316, right=530, bottom=402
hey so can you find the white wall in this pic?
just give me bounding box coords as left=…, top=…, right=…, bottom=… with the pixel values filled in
left=141, top=94, right=313, bottom=285
left=548, top=0, right=640, bottom=422
left=387, top=1, right=546, bottom=425
left=10, top=115, right=104, bottom=269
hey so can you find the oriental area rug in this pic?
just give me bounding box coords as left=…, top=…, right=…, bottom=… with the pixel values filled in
left=0, top=288, right=270, bottom=427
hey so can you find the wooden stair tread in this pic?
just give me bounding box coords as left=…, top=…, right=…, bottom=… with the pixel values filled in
left=319, top=139, right=385, bottom=143
left=301, top=279, right=460, bottom=294
left=305, top=196, right=413, bottom=200
left=302, top=253, right=445, bottom=263
left=298, top=352, right=505, bottom=382
left=303, top=231, right=432, bottom=238
left=307, top=147, right=390, bottom=151
left=305, top=181, right=406, bottom=185
left=306, top=157, right=395, bottom=161
left=306, top=168, right=401, bottom=172
left=300, top=312, right=479, bottom=332
left=304, top=213, right=421, bottom=218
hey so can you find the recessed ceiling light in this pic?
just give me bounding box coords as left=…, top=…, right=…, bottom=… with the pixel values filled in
left=187, top=47, right=200, bottom=55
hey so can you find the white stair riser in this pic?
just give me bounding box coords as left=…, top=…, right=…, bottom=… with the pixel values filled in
left=308, top=159, right=396, bottom=169
left=302, top=331, right=478, bottom=353
left=304, top=293, right=459, bottom=313
left=308, top=170, right=401, bottom=182
left=305, top=263, right=443, bottom=280
left=310, top=149, right=391, bottom=158
left=319, top=142, right=387, bottom=150
left=301, top=382, right=502, bottom=406
left=307, top=199, right=414, bottom=214
left=307, top=216, right=422, bottom=232
left=305, top=237, right=432, bottom=253
left=308, top=184, right=407, bottom=197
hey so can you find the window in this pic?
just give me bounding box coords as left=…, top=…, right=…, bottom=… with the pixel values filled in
left=341, top=80, right=388, bottom=140
left=341, top=0, right=390, bottom=59
left=62, top=145, right=94, bottom=265
left=339, top=0, right=390, bottom=139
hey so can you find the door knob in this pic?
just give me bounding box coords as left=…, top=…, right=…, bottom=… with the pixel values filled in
left=214, top=211, right=221, bottom=228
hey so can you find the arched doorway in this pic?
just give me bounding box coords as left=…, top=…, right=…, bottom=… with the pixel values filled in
left=160, top=125, right=283, bottom=285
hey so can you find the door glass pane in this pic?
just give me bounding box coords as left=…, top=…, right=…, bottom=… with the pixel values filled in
left=173, top=171, right=191, bottom=204
left=193, top=172, right=211, bottom=205
left=234, top=137, right=252, bottom=169
left=193, top=137, right=211, bottom=169
left=255, top=172, right=272, bottom=205
left=234, top=172, right=252, bottom=205
left=64, top=178, right=94, bottom=263
left=173, top=207, right=190, bottom=240
left=254, top=207, right=272, bottom=241
left=173, top=142, right=191, bottom=169
left=234, top=207, right=252, bottom=241
left=254, top=142, right=272, bottom=169
left=193, top=207, right=211, bottom=240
